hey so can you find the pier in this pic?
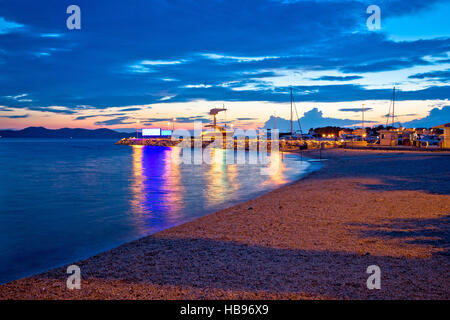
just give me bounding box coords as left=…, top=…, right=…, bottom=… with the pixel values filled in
left=116, top=137, right=344, bottom=152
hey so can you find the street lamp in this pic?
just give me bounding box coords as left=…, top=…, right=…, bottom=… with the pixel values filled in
left=136, top=120, right=140, bottom=139
left=172, top=118, right=176, bottom=131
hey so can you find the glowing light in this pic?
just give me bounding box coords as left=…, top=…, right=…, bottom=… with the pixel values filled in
left=265, top=152, right=287, bottom=186
left=142, top=128, right=161, bottom=136
left=162, top=148, right=184, bottom=216
left=205, top=148, right=228, bottom=206
left=130, top=145, right=147, bottom=234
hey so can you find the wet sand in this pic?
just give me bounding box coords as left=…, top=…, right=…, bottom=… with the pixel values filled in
left=1, top=148, right=449, bottom=299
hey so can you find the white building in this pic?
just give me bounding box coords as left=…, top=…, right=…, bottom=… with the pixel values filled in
left=379, top=130, right=399, bottom=146
left=433, top=123, right=450, bottom=149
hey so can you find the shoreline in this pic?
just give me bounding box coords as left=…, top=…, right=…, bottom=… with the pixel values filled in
left=0, top=150, right=319, bottom=287
left=1, top=148, right=449, bottom=299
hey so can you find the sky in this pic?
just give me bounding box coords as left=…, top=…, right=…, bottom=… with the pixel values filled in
left=0, top=0, right=449, bottom=131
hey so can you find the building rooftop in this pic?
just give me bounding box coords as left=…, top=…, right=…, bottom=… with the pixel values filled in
left=433, top=123, right=450, bottom=128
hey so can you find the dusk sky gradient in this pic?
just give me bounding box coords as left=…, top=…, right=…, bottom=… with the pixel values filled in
left=0, top=0, right=449, bottom=131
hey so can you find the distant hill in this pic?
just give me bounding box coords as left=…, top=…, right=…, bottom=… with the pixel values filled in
left=0, top=127, right=133, bottom=139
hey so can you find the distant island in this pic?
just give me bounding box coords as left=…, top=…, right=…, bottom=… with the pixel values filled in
left=0, top=127, right=133, bottom=139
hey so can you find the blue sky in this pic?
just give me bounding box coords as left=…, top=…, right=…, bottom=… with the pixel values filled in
left=0, top=0, right=449, bottom=130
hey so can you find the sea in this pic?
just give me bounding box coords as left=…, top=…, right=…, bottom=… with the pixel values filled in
left=0, top=139, right=320, bottom=284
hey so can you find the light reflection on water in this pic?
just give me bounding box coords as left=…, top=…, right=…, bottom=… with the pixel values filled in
left=128, top=146, right=301, bottom=233
left=0, top=140, right=319, bottom=284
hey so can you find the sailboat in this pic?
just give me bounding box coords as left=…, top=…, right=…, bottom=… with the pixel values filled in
left=385, top=86, right=397, bottom=128
left=379, top=86, right=400, bottom=146
left=278, top=87, right=303, bottom=139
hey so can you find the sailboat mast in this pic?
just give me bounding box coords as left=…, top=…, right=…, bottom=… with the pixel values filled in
left=274, top=111, right=277, bottom=131
left=290, top=87, right=293, bottom=136
left=362, top=103, right=365, bottom=135
left=392, top=86, right=396, bottom=128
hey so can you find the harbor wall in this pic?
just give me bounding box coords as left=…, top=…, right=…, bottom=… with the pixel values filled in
left=116, top=137, right=342, bottom=151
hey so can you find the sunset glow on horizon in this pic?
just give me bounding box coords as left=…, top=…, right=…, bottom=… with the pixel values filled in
left=1, top=1, right=449, bottom=131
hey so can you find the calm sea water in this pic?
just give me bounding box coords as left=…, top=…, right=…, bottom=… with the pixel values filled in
left=0, top=139, right=319, bottom=284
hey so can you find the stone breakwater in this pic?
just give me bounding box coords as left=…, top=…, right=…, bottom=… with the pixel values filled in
left=116, top=137, right=182, bottom=147
left=116, top=137, right=342, bottom=151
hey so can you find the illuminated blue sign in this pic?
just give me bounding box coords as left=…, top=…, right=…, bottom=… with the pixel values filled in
left=142, top=128, right=161, bottom=136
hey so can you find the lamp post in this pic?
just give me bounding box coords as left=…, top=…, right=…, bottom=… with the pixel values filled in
left=136, top=120, right=140, bottom=139
left=172, top=118, right=176, bottom=131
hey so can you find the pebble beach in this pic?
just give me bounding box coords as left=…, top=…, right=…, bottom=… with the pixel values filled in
left=1, top=148, right=449, bottom=300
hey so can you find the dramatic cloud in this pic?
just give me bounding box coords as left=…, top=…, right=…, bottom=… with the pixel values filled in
left=409, top=69, right=450, bottom=82
left=263, top=108, right=376, bottom=132
left=339, top=107, right=374, bottom=112
left=119, top=107, right=142, bottom=112
left=0, top=0, right=449, bottom=128
left=25, top=106, right=77, bottom=115
left=312, top=76, right=363, bottom=81
left=74, top=113, right=125, bottom=120
left=0, top=114, right=29, bottom=118
left=138, top=116, right=211, bottom=124
left=95, top=116, right=134, bottom=126
left=341, top=57, right=432, bottom=73
left=402, top=106, right=450, bottom=128
left=0, top=17, right=23, bottom=34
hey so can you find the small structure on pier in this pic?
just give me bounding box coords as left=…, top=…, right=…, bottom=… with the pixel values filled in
left=379, top=130, right=399, bottom=146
